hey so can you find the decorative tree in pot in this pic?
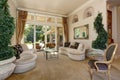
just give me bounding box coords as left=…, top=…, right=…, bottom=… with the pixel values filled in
left=92, top=13, right=108, bottom=50
left=0, top=0, right=16, bottom=79
left=0, top=0, right=15, bottom=61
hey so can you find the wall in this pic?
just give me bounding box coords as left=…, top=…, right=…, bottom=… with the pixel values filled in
left=68, top=0, right=107, bottom=49
left=8, top=0, right=17, bottom=45
left=112, top=7, right=118, bottom=42
left=117, top=6, right=120, bottom=55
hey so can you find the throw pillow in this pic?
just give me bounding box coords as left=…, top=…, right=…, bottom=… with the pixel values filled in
left=74, top=42, right=80, bottom=49
left=13, top=44, right=24, bottom=59
left=64, top=42, right=70, bottom=47
left=70, top=45, right=76, bottom=49
left=14, top=44, right=23, bottom=53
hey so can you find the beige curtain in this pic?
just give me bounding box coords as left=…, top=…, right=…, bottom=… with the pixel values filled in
left=62, top=17, right=69, bottom=42
left=16, top=10, right=28, bottom=44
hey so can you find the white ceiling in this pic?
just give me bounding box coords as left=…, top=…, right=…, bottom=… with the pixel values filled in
left=108, top=0, right=120, bottom=6
left=15, top=0, right=89, bottom=15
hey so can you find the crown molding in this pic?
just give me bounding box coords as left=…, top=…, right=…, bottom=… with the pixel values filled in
left=17, top=7, right=68, bottom=17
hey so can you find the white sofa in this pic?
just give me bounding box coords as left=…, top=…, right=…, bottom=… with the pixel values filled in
left=59, top=43, right=85, bottom=60
left=13, top=44, right=37, bottom=73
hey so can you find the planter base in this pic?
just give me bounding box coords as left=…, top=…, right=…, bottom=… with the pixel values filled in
left=0, top=63, right=15, bottom=80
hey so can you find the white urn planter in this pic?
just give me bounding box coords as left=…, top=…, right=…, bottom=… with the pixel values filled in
left=0, top=57, right=16, bottom=80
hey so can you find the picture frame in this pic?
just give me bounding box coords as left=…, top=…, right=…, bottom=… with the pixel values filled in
left=74, top=24, right=89, bottom=39
left=83, top=7, right=94, bottom=19
left=72, top=15, right=79, bottom=23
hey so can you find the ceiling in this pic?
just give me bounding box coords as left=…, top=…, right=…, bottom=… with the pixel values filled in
left=15, top=0, right=89, bottom=15
left=108, top=0, right=120, bottom=6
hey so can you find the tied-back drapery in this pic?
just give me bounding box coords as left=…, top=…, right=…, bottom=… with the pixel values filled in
left=16, top=10, right=28, bottom=44
left=62, top=17, right=69, bottom=42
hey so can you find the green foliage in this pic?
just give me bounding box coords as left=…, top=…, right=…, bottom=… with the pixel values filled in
left=0, top=0, right=15, bottom=61
left=92, top=13, right=108, bottom=50
left=24, top=25, right=44, bottom=43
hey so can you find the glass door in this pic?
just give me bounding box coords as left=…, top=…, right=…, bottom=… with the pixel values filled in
left=35, top=25, right=45, bottom=50
left=24, top=24, right=34, bottom=49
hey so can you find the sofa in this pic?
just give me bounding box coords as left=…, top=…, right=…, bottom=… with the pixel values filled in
left=13, top=44, right=37, bottom=73
left=59, top=42, right=85, bottom=60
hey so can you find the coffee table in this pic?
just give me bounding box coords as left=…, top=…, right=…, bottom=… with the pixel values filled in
left=44, top=49, right=58, bottom=60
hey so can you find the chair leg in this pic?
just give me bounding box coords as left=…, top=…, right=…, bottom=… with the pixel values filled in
left=108, top=70, right=111, bottom=80
left=89, top=69, right=93, bottom=80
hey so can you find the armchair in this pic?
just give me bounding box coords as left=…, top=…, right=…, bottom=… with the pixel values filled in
left=88, top=43, right=118, bottom=80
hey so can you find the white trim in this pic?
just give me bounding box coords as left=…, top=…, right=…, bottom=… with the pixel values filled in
left=26, top=21, right=63, bottom=27
left=33, top=25, right=36, bottom=49
left=17, top=7, right=67, bottom=17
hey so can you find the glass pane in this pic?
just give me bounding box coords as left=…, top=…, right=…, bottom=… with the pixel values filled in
left=46, top=26, right=55, bottom=42
left=23, top=24, right=34, bottom=49
left=58, top=27, right=63, bottom=47
left=27, top=14, right=34, bottom=21
left=57, top=18, right=62, bottom=24
left=36, top=16, right=46, bottom=22
left=47, top=17, right=55, bottom=23
left=36, top=25, right=45, bottom=50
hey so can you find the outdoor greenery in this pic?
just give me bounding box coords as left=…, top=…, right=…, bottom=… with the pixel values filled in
left=24, top=25, right=44, bottom=43
left=0, top=0, right=15, bottom=61
left=92, top=13, right=108, bottom=50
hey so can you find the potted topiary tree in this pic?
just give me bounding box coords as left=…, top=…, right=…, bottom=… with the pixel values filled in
left=87, top=13, right=108, bottom=58
left=92, top=13, right=108, bottom=50
left=0, top=0, right=15, bottom=61
left=0, top=0, right=16, bottom=79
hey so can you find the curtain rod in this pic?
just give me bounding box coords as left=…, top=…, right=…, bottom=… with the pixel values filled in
left=17, top=8, right=68, bottom=17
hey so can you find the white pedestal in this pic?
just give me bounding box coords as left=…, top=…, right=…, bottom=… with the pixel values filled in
left=0, top=57, right=16, bottom=80
left=0, top=63, right=15, bottom=80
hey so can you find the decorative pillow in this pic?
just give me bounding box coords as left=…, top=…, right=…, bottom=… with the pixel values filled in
left=14, top=44, right=23, bottom=53
left=74, top=42, right=80, bottom=49
left=64, top=42, right=70, bottom=47
left=70, top=45, right=76, bottom=49
left=13, top=44, right=23, bottom=59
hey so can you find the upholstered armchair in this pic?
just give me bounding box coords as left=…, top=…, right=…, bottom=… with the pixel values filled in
left=88, top=43, right=118, bottom=80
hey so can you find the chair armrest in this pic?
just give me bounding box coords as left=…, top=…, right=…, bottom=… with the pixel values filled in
left=22, top=50, right=33, bottom=54
left=94, top=60, right=110, bottom=71
left=68, top=48, right=85, bottom=55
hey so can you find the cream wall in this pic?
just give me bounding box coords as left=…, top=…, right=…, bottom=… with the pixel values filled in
left=111, top=6, right=120, bottom=56
left=117, top=6, right=120, bottom=55
left=8, top=0, right=17, bottom=45
left=68, top=0, right=107, bottom=49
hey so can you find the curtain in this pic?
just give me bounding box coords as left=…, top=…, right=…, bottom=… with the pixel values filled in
left=16, top=10, right=28, bottom=44
left=62, top=17, right=69, bottom=42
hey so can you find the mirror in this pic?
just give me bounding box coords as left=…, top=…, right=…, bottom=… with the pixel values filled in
left=74, top=24, right=89, bottom=39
